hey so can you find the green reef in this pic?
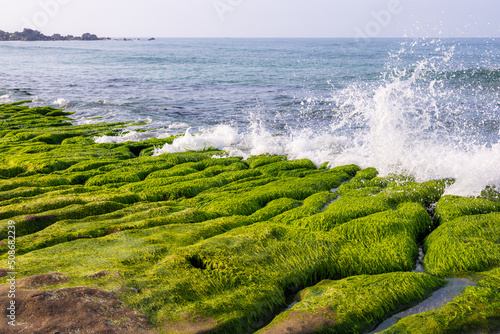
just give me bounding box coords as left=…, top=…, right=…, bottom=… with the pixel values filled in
left=0, top=102, right=498, bottom=333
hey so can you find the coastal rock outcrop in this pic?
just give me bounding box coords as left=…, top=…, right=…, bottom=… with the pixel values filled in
left=0, top=28, right=108, bottom=41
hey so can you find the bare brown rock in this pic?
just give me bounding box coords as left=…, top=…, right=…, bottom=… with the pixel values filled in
left=0, top=282, right=155, bottom=333
left=258, top=307, right=338, bottom=334
left=0, top=269, right=9, bottom=279
left=17, top=272, right=69, bottom=289
left=163, top=313, right=218, bottom=334
left=88, top=270, right=110, bottom=279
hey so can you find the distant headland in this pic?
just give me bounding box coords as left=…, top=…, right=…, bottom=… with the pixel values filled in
left=0, top=28, right=109, bottom=41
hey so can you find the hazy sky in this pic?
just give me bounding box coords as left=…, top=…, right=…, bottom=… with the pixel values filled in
left=1, top=0, right=499, bottom=38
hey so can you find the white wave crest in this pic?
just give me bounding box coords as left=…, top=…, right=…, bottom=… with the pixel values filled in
left=94, top=131, right=170, bottom=144
left=154, top=126, right=243, bottom=155
left=0, top=93, right=13, bottom=103
left=53, top=98, right=70, bottom=107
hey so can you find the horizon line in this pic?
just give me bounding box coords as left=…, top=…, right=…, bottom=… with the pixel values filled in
left=65, top=36, right=500, bottom=39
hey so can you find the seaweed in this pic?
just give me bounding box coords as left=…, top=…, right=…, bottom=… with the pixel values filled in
left=424, top=212, right=500, bottom=277
left=434, top=195, right=500, bottom=225
left=258, top=272, right=445, bottom=334
left=379, top=268, right=500, bottom=334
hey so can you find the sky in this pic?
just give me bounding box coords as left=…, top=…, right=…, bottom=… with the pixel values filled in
left=0, top=0, right=499, bottom=38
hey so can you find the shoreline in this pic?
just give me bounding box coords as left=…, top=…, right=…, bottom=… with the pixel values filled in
left=1, top=38, right=498, bottom=201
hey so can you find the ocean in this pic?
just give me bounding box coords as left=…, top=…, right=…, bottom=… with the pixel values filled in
left=0, top=38, right=499, bottom=196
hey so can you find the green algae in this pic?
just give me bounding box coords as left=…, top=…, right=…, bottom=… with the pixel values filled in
left=0, top=102, right=497, bottom=334
left=257, top=272, right=445, bottom=334
left=292, top=195, right=391, bottom=231
left=379, top=268, right=500, bottom=334
left=424, top=211, right=500, bottom=277
left=197, top=172, right=350, bottom=218
left=254, top=158, right=317, bottom=176
left=289, top=168, right=450, bottom=232
left=480, top=185, right=500, bottom=203
left=4, top=200, right=432, bottom=332
left=389, top=193, right=500, bottom=332
left=424, top=194, right=500, bottom=277
left=269, top=191, right=333, bottom=224
left=246, top=155, right=286, bottom=169
left=434, top=195, right=500, bottom=225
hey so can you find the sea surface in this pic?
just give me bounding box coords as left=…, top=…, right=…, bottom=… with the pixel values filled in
left=0, top=38, right=499, bottom=196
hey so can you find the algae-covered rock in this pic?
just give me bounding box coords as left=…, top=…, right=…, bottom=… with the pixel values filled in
left=0, top=102, right=498, bottom=334
left=379, top=268, right=500, bottom=334
left=257, top=272, right=444, bottom=334
left=434, top=195, right=500, bottom=225
left=290, top=168, right=450, bottom=232
left=480, top=185, right=500, bottom=203
left=424, top=195, right=500, bottom=277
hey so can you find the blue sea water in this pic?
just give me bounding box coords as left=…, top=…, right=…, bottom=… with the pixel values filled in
left=0, top=38, right=499, bottom=195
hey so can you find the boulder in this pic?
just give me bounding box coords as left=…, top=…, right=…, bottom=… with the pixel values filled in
left=81, top=33, right=99, bottom=41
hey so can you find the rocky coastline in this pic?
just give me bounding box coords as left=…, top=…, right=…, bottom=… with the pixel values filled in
left=0, top=101, right=498, bottom=333
left=0, top=28, right=109, bottom=41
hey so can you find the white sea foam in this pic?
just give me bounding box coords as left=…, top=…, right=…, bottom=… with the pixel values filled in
left=53, top=98, right=70, bottom=107
left=152, top=118, right=499, bottom=197
left=95, top=130, right=171, bottom=144
left=168, top=123, right=190, bottom=130
left=154, top=126, right=243, bottom=154
left=0, top=93, right=12, bottom=103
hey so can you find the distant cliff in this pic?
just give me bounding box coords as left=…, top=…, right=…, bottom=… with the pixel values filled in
left=0, top=29, right=109, bottom=41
